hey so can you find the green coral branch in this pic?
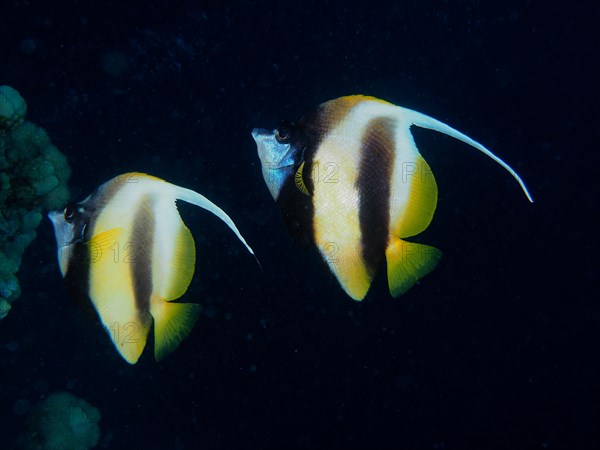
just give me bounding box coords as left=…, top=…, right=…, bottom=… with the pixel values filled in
left=0, top=85, right=71, bottom=319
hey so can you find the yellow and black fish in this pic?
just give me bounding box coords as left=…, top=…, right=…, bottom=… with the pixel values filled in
left=49, top=172, right=255, bottom=364
left=252, top=95, right=532, bottom=301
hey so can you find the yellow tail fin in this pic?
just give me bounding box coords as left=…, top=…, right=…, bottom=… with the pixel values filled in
left=150, top=296, right=201, bottom=361
left=385, top=235, right=442, bottom=297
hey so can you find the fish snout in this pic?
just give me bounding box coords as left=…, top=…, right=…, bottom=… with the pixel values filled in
left=47, top=210, right=63, bottom=226
left=251, top=128, right=272, bottom=143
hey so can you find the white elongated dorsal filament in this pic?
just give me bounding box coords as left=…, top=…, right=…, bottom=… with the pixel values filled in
left=173, top=185, right=257, bottom=256
left=403, top=107, right=534, bottom=203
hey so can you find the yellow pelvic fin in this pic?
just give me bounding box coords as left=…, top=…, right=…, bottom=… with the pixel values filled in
left=162, top=222, right=196, bottom=301
left=342, top=268, right=372, bottom=302
left=385, top=235, right=442, bottom=297
left=324, top=246, right=372, bottom=302
left=150, top=296, right=201, bottom=361
left=295, top=161, right=309, bottom=196
left=105, top=315, right=152, bottom=365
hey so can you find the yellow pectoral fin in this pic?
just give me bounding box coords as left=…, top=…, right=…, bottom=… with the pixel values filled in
left=86, top=227, right=124, bottom=261
left=295, top=161, right=309, bottom=196
left=385, top=235, right=442, bottom=297
left=150, top=296, right=201, bottom=361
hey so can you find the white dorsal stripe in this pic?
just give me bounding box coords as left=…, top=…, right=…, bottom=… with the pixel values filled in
left=173, top=185, right=256, bottom=256
left=400, top=107, right=534, bottom=203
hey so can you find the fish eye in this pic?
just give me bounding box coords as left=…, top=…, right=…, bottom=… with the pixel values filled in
left=275, top=124, right=292, bottom=143
left=64, top=206, right=77, bottom=223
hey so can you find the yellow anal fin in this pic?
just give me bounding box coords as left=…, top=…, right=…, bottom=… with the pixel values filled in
left=295, top=161, right=309, bottom=196
left=162, top=222, right=196, bottom=301
left=151, top=296, right=201, bottom=361
left=385, top=235, right=442, bottom=297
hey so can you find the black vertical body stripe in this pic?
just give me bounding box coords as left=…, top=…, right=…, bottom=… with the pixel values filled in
left=356, top=117, right=395, bottom=277
left=275, top=104, right=331, bottom=249
left=131, top=196, right=155, bottom=314
left=64, top=243, right=97, bottom=321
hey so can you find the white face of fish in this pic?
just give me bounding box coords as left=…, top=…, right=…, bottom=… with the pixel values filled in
left=251, top=128, right=297, bottom=201
left=48, top=209, right=78, bottom=249
left=48, top=199, right=96, bottom=276
left=48, top=208, right=84, bottom=277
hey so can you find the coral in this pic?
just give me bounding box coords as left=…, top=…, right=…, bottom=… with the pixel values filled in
left=20, top=391, right=101, bottom=450
left=0, top=86, right=71, bottom=318
left=0, top=85, right=27, bottom=129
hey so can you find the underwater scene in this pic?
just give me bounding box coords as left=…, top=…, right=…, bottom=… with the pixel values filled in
left=1, top=0, right=597, bottom=449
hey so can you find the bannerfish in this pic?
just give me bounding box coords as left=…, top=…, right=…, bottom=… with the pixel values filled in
left=49, top=172, right=255, bottom=364
left=252, top=95, right=533, bottom=301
